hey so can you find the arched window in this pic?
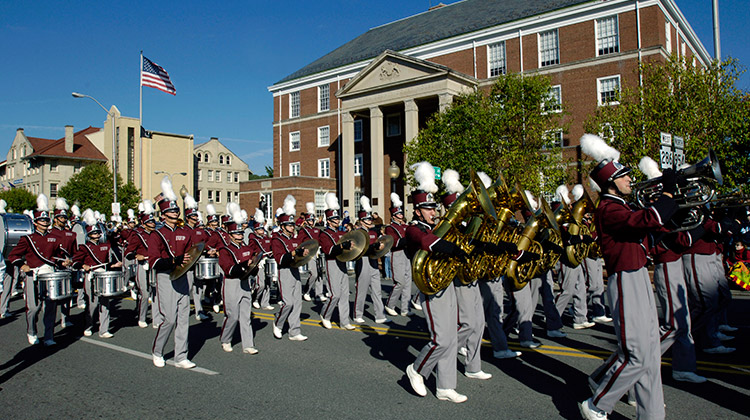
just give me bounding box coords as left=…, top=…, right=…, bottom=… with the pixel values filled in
left=196, top=152, right=202, bottom=162
left=204, top=153, right=210, bottom=163
left=226, top=155, right=231, bottom=165
left=219, top=155, right=224, bottom=165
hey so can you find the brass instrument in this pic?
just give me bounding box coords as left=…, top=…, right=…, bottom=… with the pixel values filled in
left=290, top=240, right=320, bottom=268
left=564, top=189, right=597, bottom=267
left=369, top=235, right=394, bottom=260
left=170, top=242, right=206, bottom=280
left=709, top=189, right=750, bottom=209
left=536, top=197, right=564, bottom=272
left=241, top=252, right=266, bottom=280
left=506, top=197, right=559, bottom=290
left=412, top=170, right=496, bottom=295
left=632, top=149, right=722, bottom=232
left=335, top=230, right=368, bottom=262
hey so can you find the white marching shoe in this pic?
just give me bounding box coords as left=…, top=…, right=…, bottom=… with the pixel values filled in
left=405, top=363, right=426, bottom=397
left=222, top=342, right=233, bottom=352
left=436, top=388, right=468, bottom=403
left=672, top=370, right=707, bottom=383
left=152, top=354, right=165, bottom=368
left=175, top=359, right=196, bottom=369
left=579, top=398, right=608, bottom=419
left=464, top=370, right=492, bottom=380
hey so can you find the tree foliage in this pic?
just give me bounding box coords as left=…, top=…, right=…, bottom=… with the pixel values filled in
left=0, top=187, right=37, bottom=213
left=58, top=162, right=142, bottom=215
left=584, top=56, right=750, bottom=189
left=403, top=73, right=569, bottom=195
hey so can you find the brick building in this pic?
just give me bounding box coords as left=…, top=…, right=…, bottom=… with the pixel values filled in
left=246, top=0, right=710, bottom=221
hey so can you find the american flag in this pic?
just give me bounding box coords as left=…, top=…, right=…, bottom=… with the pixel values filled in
left=141, top=56, right=176, bottom=95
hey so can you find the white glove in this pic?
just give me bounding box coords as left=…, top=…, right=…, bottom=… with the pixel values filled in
left=257, top=258, right=266, bottom=271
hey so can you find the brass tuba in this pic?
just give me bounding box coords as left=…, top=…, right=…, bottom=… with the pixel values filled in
left=412, top=170, right=496, bottom=295
left=564, top=189, right=597, bottom=267
left=536, top=196, right=564, bottom=272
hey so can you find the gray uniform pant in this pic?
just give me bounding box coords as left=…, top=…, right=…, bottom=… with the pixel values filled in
left=275, top=267, right=302, bottom=336
left=354, top=258, right=385, bottom=320
left=478, top=277, right=510, bottom=352
left=555, top=263, right=588, bottom=324
left=321, top=259, right=351, bottom=325
left=188, top=271, right=205, bottom=314
left=84, top=272, right=112, bottom=335
left=653, top=259, right=697, bottom=373
left=520, top=271, right=564, bottom=339
left=683, top=253, right=727, bottom=349
left=455, top=280, right=484, bottom=373
left=413, top=282, right=458, bottom=390
left=584, top=257, right=607, bottom=318
left=303, top=259, right=323, bottom=298
left=24, top=277, right=56, bottom=341
left=152, top=272, right=190, bottom=362
left=1, top=266, right=22, bottom=314
left=591, top=268, right=664, bottom=419
left=385, top=250, right=412, bottom=313
left=255, top=264, right=272, bottom=307
left=134, top=261, right=150, bottom=323
left=220, top=277, right=255, bottom=348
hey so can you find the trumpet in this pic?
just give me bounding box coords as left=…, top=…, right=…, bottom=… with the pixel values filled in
left=709, top=189, right=750, bottom=210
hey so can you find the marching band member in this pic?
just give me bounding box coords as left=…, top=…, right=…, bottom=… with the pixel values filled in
left=300, top=202, right=325, bottom=303
left=150, top=177, right=196, bottom=369
left=271, top=195, right=309, bottom=341
left=73, top=209, right=122, bottom=338
left=579, top=134, right=678, bottom=420
left=49, top=197, right=76, bottom=329
left=318, top=193, right=356, bottom=331
left=122, top=209, right=137, bottom=299
left=352, top=195, right=389, bottom=324
left=218, top=206, right=261, bottom=354
left=202, top=204, right=226, bottom=313
left=581, top=181, right=612, bottom=324
left=8, top=194, right=64, bottom=346
left=384, top=193, right=412, bottom=317
left=248, top=209, right=273, bottom=310
left=183, top=193, right=212, bottom=321
left=125, top=200, right=157, bottom=328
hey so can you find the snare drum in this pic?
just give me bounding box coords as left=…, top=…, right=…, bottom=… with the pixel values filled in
left=37, top=271, right=73, bottom=301
left=195, top=257, right=220, bottom=280
left=264, top=258, right=278, bottom=283
left=93, top=271, right=127, bottom=297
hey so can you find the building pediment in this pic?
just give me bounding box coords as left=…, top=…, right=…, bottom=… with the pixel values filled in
left=336, top=50, right=476, bottom=100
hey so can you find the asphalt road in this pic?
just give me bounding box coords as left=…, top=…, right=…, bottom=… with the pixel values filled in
left=0, top=278, right=748, bottom=420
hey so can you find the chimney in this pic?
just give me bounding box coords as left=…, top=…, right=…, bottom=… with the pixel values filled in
left=65, top=125, right=74, bottom=153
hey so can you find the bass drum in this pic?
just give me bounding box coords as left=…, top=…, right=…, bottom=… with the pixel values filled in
left=0, top=213, right=33, bottom=258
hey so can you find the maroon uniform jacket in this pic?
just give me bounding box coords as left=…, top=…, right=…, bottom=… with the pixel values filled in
left=594, top=193, right=676, bottom=273
left=298, top=225, right=320, bottom=243
left=219, top=241, right=260, bottom=279
left=203, top=228, right=225, bottom=252
left=247, top=233, right=272, bottom=258
left=271, top=231, right=303, bottom=269
left=73, top=241, right=117, bottom=270
left=148, top=224, right=193, bottom=273
left=9, top=230, right=66, bottom=269
left=318, top=226, right=345, bottom=261
left=649, top=231, right=695, bottom=264
left=49, top=226, right=78, bottom=260
left=684, top=218, right=722, bottom=255
left=125, top=228, right=151, bottom=261
left=405, top=221, right=441, bottom=260
left=216, top=228, right=231, bottom=248
left=385, top=222, right=408, bottom=252
left=360, top=227, right=380, bottom=266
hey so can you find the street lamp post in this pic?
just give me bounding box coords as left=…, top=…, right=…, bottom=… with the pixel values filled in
left=388, top=161, right=401, bottom=197
left=154, top=171, right=188, bottom=199
left=72, top=92, right=118, bottom=202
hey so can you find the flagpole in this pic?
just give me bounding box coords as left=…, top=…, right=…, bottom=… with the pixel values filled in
left=139, top=51, right=143, bottom=195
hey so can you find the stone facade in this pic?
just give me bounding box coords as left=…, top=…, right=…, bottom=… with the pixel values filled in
left=193, top=137, right=251, bottom=216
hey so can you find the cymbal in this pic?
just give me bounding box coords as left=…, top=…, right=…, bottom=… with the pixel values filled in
left=241, top=252, right=265, bottom=280
left=170, top=242, right=205, bottom=281
left=369, top=235, right=394, bottom=259
left=291, top=240, right=319, bottom=268
left=336, top=229, right=368, bottom=262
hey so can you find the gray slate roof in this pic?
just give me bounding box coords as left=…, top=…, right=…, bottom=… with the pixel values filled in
left=276, top=0, right=592, bottom=84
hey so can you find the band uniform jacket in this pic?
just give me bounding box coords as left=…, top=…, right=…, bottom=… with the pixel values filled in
left=8, top=230, right=65, bottom=270
left=405, top=221, right=441, bottom=260
left=219, top=241, right=261, bottom=279
left=72, top=241, right=118, bottom=270
left=203, top=228, right=225, bottom=253
left=247, top=233, right=272, bottom=258
left=124, top=228, right=151, bottom=261
left=271, top=231, right=303, bottom=269
left=385, top=222, right=407, bottom=252
left=148, top=224, right=193, bottom=273
left=49, top=226, right=78, bottom=260
left=318, top=227, right=345, bottom=261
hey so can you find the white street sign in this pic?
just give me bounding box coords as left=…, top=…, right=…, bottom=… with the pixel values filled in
left=660, top=146, right=674, bottom=169
left=660, top=132, right=672, bottom=146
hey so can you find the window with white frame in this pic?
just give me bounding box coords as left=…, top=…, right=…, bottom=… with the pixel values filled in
left=354, top=154, right=363, bottom=177
left=665, top=22, right=672, bottom=53
left=227, top=191, right=232, bottom=203
left=233, top=191, right=238, bottom=202
left=216, top=171, right=221, bottom=182
left=227, top=171, right=232, bottom=183
left=597, top=75, right=621, bottom=106
left=261, top=192, right=272, bottom=220
left=219, top=155, right=224, bottom=165
left=314, top=191, right=327, bottom=219
left=539, top=29, right=559, bottom=67
left=545, top=85, right=562, bottom=113
left=204, top=153, right=209, bottom=163
left=599, top=123, right=617, bottom=142
left=386, top=114, right=401, bottom=137
left=290, top=162, right=300, bottom=177
left=290, top=91, right=300, bottom=118
left=197, top=152, right=202, bottom=161
left=196, top=189, right=201, bottom=202
left=318, top=158, right=330, bottom=178
left=542, top=130, right=564, bottom=149
left=198, top=169, right=202, bottom=181
left=318, top=84, right=330, bottom=112
left=226, top=155, right=231, bottom=165
left=354, top=120, right=363, bottom=142
left=596, top=15, right=619, bottom=56
left=488, top=41, right=506, bottom=77
left=354, top=190, right=363, bottom=213
left=208, top=170, right=213, bottom=181
left=50, top=183, right=58, bottom=199
left=234, top=172, right=239, bottom=183
left=290, top=131, right=300, bottom=151
left=50, top=160, right=58, bottom=172
left=318, top=126, right=330, bottom=147
left=208, top=190, right=213, bottom=202
left=215, top=190, right=221, bottom=203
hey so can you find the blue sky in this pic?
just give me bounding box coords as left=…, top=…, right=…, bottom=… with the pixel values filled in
left=1, top=1, right=748, bottom=175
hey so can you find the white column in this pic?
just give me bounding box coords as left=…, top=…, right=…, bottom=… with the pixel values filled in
left=369, top=106, right=384, bottom=216
left=438, top=93, right=453, bottom=112
left=341, top=112, right=356, bottom=216
left=403, top=99, right=419, bottom=216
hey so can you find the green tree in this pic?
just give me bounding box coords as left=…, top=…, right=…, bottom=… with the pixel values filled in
left=583, top=56, right=750, bottom=189
left=58, top=162, right=142, bottom=215
left=0, top=187, right=37, bottom=213
left=403, top=73, right=569, bottom=195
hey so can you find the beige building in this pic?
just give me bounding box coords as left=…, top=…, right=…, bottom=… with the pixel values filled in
left=193, top=137, right=251, bottom=216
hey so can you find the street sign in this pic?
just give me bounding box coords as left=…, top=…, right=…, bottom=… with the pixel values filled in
left=660, top=132, right=672, bottom=146
left=433, top=166, right=441, bottom=180
left=111, top=202, right=121, bottom=217
left=674, top=148, right=685, bottom=168
left=660, top=145, right=673, bottom=169
left=673, top=136, right=684, bottom=149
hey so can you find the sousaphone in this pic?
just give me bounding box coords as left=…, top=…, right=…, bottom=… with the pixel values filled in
left=170, top=242, right=206, bottom=280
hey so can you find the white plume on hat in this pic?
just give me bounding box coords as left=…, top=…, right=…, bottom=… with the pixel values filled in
left=240, top=209, right=248, bottom=222
left=206, top=204, right=217, bottom=216
left=196, top=211, right=203, bottom=222
left=580, top=134, right=620, bottom=162
left=306, top=202, right=315, bottom=215
left=391, top=192, right=402, bottom=208
left=127, top=209, right=135, bottom=220
left=524, top=190, right=539, bottom=211
left=55, top=197, right=69, bottom=211
left=23, top=209, right=33, bottom=217
left=83, top=209, right=97, bottom=226
left=411, top=161, right=438, bottom=193
left=37, top=194, right=49, bottom=211
left=71, top=205, right=81, bottom=218
left=138, top=202, right=144, bottom=213
left=360, top=196, right=372, bottom=213
left=325, top=192, right=340, bottom=210
left=227, top=202, right=240, bottom=218
left=588, top=177, right=601, bottom=192
left=442, top=169, right=465, bottom=195
left=0, top=199, right=6, bottom=214
left=232, top=206, right=245, bottom=225
left=571, top=184, right=585, bottom=201
left=184, top=194, right=198, bottom=210
left=282, top=195, right=296, bottom=216
left=555, top=185, right=571, bottom=205
left=638, top=156, right=663, bottom=180
left=142, top=200, right=154, bottom=215
left=254, top=208, right=265, bottom=224
left=160, top=176, right=178, bottom=201
left=477, top=171, right=492, bottom=189
left=275, top=207, right=283, bottom=217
